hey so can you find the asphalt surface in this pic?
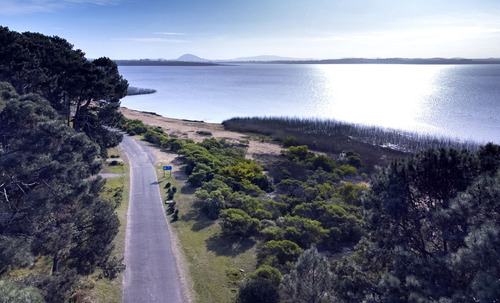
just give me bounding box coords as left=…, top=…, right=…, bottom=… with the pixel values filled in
left=121, top=134, right=184, bottom=303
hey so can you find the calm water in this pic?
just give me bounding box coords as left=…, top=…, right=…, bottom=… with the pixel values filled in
left=119, top=64, right=500, bottom=144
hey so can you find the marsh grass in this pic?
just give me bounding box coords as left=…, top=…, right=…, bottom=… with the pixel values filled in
left=126, top=86, right=157, bottom=96
left=223, top=117, right=480, bottom=172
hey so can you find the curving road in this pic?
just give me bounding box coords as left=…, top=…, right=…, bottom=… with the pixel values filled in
left=121, top=134, right=184, bottom=303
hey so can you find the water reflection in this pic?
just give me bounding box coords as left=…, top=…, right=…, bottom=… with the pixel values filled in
left=120, top=64, right=500, bottom=143
left=312, top=64, right=448, bottom=134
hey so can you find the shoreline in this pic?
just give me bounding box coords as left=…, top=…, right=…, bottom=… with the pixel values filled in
left=120, top=107, right=284, bottom=158
left=119, top=106, right=286, bottom=302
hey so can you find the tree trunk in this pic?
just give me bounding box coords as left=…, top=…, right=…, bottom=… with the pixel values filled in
left=52, top=255, right=59, bottom=274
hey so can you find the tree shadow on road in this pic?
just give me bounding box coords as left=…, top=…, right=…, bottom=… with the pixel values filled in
left=206, top=233, right=256, bottom=257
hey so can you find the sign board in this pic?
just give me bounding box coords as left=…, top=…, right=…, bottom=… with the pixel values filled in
left=163, top=166, right=172, bottom=171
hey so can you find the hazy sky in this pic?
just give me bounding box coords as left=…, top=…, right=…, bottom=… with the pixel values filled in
left=2, top=0, right=500, bottom=60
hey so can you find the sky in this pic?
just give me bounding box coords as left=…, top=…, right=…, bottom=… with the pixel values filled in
left=2, top=0, right=500, bottom=60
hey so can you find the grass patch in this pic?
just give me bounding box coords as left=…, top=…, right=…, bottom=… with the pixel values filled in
left=89, top=146, right=130, bottom=303
left=101, top=148, right=126, bottom=175
left=154, top=161, right=257, bottom=303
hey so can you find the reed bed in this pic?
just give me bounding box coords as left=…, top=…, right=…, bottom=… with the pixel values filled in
left=126, top=86, right=157, bottom=96
left=223, top=117, right=480, bottom=172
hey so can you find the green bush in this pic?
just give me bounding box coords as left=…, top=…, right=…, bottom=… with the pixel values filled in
left=337, top=164, right=358, bottom=177
left=238, top=265, right=282, bottom=303
left=120, top=118, right=148, bottom=135
left=260, top=240, right=303, bottom=269
left=282, top=136, right=298, bottom=147
left=144, top=127, right=168, bottom=145
left=219, top=208, right=261, bottom=237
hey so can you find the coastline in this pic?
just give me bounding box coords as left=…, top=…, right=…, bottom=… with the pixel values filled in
left=120, top=107, right=284, bottom=158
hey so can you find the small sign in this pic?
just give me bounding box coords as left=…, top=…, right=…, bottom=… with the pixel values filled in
left=163, top=166, right=172, bottom=171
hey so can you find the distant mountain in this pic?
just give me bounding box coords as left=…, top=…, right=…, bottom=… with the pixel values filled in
left=176, top=54, right=211, bottom=62
left=115, top=58, right=218, bottom=66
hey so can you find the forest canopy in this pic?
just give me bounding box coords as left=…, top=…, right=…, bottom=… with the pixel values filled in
left=0, top=27, right=127, bottom=302
left=0, top=26, right=128, bottom=156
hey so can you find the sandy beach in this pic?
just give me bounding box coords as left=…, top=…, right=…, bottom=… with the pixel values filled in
left=120, top=107, right=284, bottom=160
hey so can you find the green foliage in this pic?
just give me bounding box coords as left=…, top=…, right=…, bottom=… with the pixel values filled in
left=335, top=182, right=367, bottom=206
left=221, top=160, right=262, bottom=186
left=276, top=179, right=307, bottom=198
left=0, top=280, right=45, bottom=303
left=238, top=265, right=282, bottom=303
left=337, top=164, right=358, bottom=177
left=219, top=208, right=261, bottom=237
left=280, top=246, right=333, bottom=303
left=344, top=150, right=362, bottom=168
left=197, top=189, right=226, bottom=219
left=477, top=142, right=500, bottom=174
left=0, top=28, right=128, bottom=155
left=120, top=118, right=148, bottom=135
left=0, top=84, right=122, bottom=301
left=282, top=215, right=329, bottom=248
left=310, top=154, right=336, bottom=172
left=199, top=137, right=223, bottom=150
left=329, top=146, right=500, bottom=302
left=260, top=240, right=303, bottom=270
left=161, top=137, right=184, bottom=152
left=144, top=126, right=168, bottom=145
left=261, top=226, right=285, bottom=241
left=292, top=201, right=363, bottom=247
left=282, top=136, right=298, bottom=147
left=283, top=145, right=314, bottom=163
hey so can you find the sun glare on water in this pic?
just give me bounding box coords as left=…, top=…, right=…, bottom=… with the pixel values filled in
left=312, top=64, right=448, bottom=133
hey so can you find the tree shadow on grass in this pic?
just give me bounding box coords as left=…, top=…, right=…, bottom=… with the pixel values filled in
left=206, top=234, right=256, bottom=257
left=180, top=183, right=195, bottom=195
left=181, top=201, right=214, bottom=232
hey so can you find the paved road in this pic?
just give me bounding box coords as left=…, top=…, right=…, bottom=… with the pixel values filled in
left=121, top=134, right=184, bottom=303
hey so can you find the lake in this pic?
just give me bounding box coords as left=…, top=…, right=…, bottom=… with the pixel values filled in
left=118, top=64, right=500, bottom=144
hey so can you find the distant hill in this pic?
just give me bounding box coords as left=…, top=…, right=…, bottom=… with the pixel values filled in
left=176, top=54, right=211, bottom=62
left=115, top=59, right=218, bottom=66
left=221, top=55, right=310, bottom=62
left=252, top=58, right=500, bottom=65
left=115, top=56, right=500, bottom=66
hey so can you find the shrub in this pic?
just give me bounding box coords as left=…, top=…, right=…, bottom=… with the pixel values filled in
left=260, top=240, right=303, bottom=269
left=337, top=164, right=358, bottom=177
left=219, top=208, right=261, bottom=237
left=238, top=265, right=282, bottom=303
left=282, top=136, right=298, bottom=147
left=124, top=119, right=148, bottom=135
left=144, top=127, right=168, bottom=145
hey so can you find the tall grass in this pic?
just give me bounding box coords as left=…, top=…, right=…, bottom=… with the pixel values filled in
left=126, top=86, right=157, bottom=96
left=223, top=117, right=480, bottom=172
left=223, top=117, right=479, bottom=152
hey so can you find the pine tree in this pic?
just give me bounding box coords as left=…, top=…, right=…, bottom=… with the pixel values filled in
left=280, top=246, right=334, bottom=303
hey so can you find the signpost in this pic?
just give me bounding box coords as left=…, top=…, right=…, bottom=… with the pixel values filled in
left=163, top=165, right=172, bottom=177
